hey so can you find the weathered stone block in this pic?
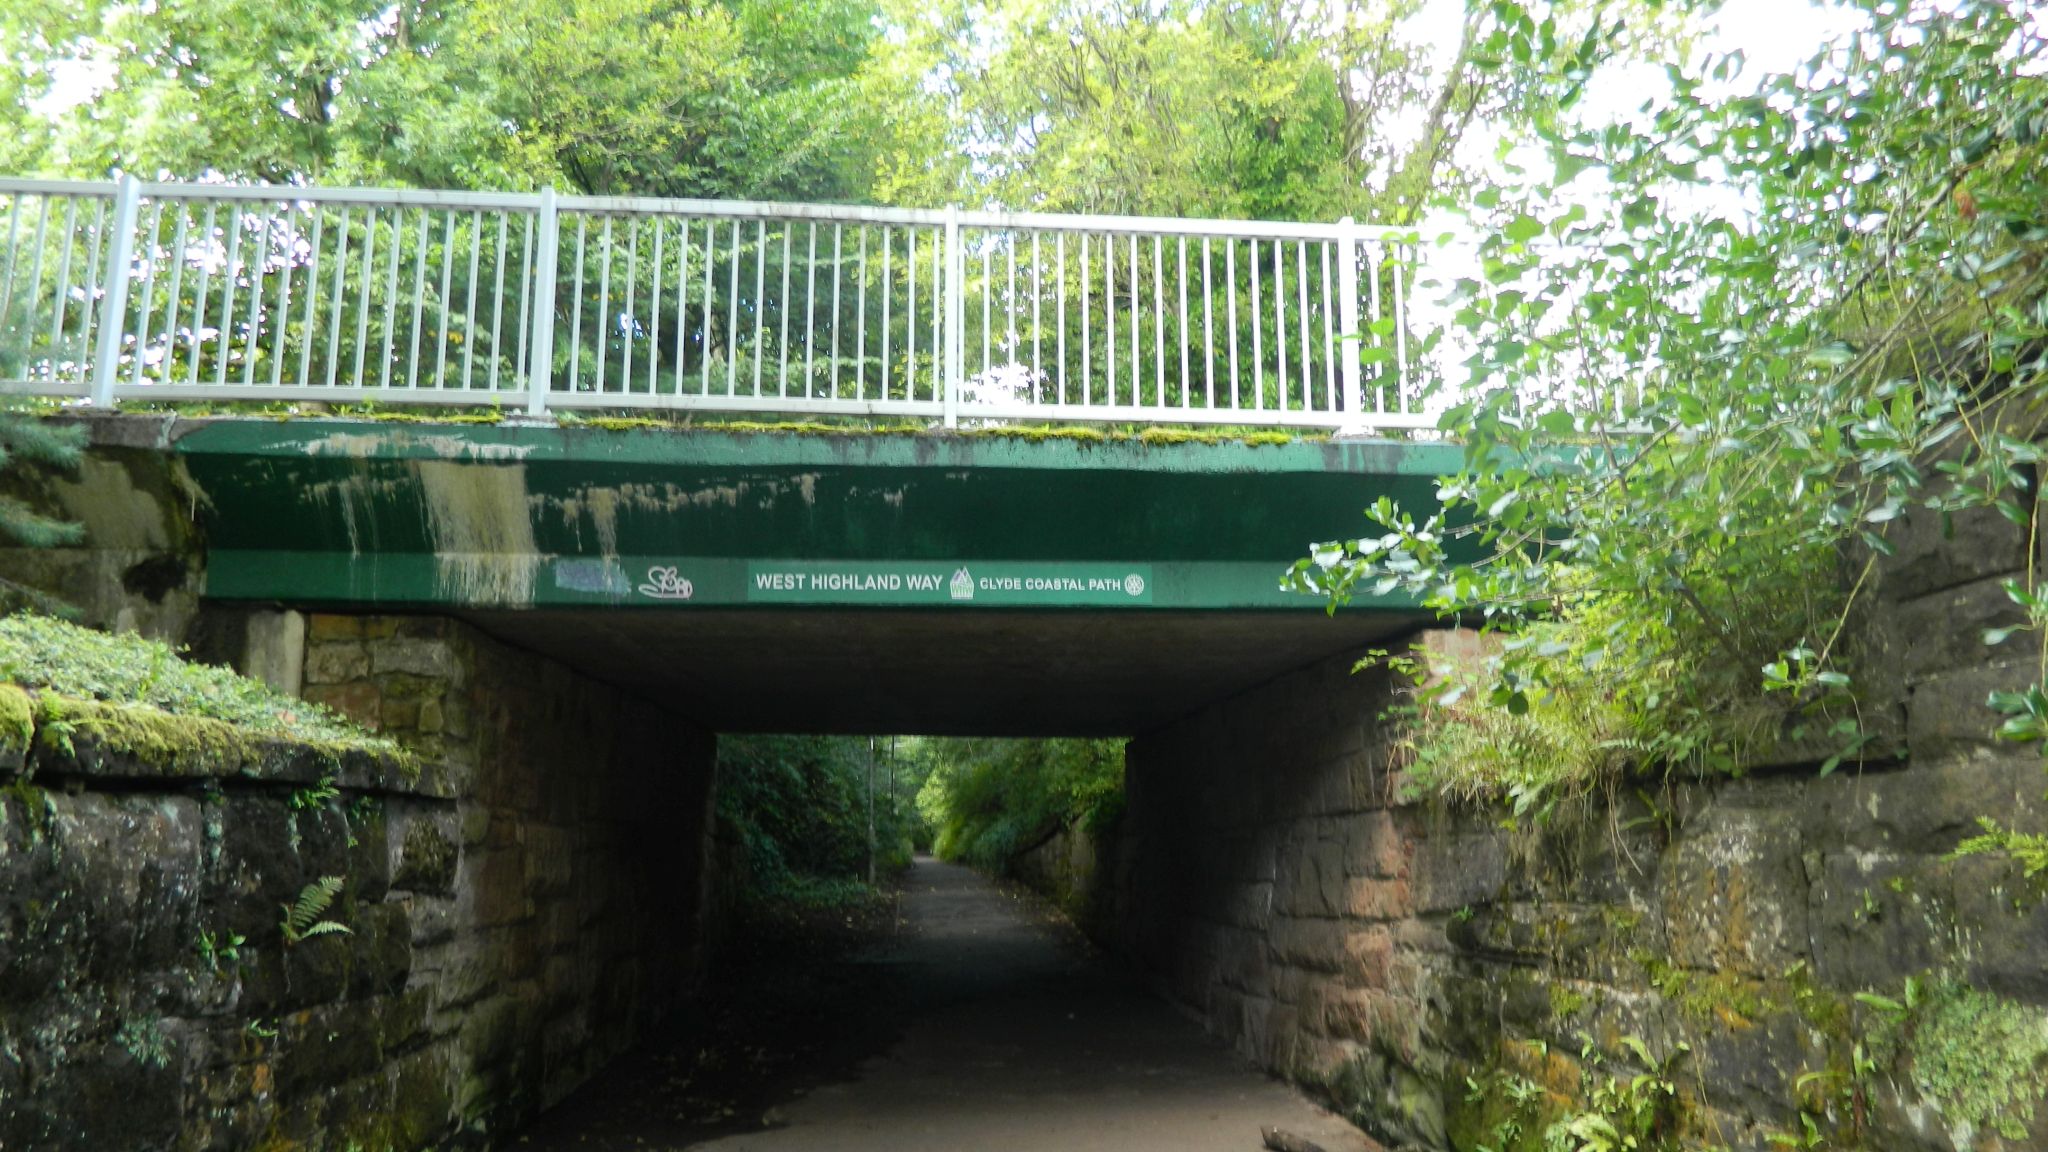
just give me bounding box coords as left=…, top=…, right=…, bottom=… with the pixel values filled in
left=1689, top=1005, right=1813, bottom=1131
left=1275, top=834, right=1347, bottom=918
left=371, top=638, right=462, bottom=682
left=1342, top=925, right=1395, bottom=987
left=403, top=893, right=459, bottom=949
left=0, top=792, right=203, bottom=996
left=1269, top=915, right=1347, bottom=974
left=470, top=845, right=531, bottom=928
left=304, top=642, right=370, bottom=686
left=278, top=1001, right=385, bottom=1100
left=348, top=800, right=393, bottom=903
left=379, top=985, right=435, bottom=1054
left=388, top=1047, right=456, bottom=1149
left=1660, top=804, right=1808, bottom=977
left=1890, top=576, right=2030, bottom=684
left=1907, top=659, right=2043, bottom=761
left=1344, top=810, right=1410, bottom=879
left=350, top=902, right=414, bottom=999
left=390, top=804, right=460, bottom=895
left=307, top=614, right=367, bottom=641
left=1800, top=755, right=2047, bottom=856
left=1880, top=500, right=2030, bottom=603
left=382, top=695, right=422, bottom=732
left=242, top=609, right=307, bottom=696
left=305, top=680, right=380, bottom=729
left=276, top=932, right=353, bottom=1010
left=1411, top=827, right=1508, bottom=914
left=1948, top=854, right=2048, bottom=1003
left=0, top=1027, right=183, bottom=1152
left=1344, top=876, right=1413, bottom=921
left=1317, top=986, right=1404, bottom=1045
left=424, top=930, right=503, bottom=1012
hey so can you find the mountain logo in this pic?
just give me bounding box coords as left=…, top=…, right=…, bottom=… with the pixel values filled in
left=949, top=568, right=975, bottom=601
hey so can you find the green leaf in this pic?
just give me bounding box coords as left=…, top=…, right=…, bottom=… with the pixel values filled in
left=1554, top=152, right=1596, bottom=183
left=1804, top=342, right=1856, bottom=368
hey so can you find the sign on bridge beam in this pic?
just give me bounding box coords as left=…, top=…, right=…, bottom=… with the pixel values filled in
left=177, top=421, right=1461, bottom=614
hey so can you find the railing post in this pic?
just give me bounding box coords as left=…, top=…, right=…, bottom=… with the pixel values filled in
left=88, top=175, right=142, bottom=408
left=942, top=204, right=962, bottom=429
left=525, top=187, right=559, bottom=417
left=1335, top=216, right=1365, bottom=430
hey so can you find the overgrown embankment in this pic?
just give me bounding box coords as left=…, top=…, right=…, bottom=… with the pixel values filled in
left=715, top=733, right=922, bottom=908
left=0, top=611, right=721, bottom=1151
left=912, top=738, right=1124, bottom=929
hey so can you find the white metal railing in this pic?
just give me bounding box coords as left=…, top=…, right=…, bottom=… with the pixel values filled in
left=0, top=176, right=1435, bottom=429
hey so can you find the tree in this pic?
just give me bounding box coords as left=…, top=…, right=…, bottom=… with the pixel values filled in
left=1290, top=0, right=2048, bottom=806
left=862, top=0, right=1656, bottom=223
left=915, top=738, right=1123, bottom=870
left=0, top=414, right=82, bottom=549
left=0, top=0, right=884, bottom=200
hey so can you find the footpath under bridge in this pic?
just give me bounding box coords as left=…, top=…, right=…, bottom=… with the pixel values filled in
left=0, top=176, right=1442, bottom=430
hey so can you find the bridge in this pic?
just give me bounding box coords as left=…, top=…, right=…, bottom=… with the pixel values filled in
left=0, top=175, right=1490, bottom=734
left=77, top=416, right=1453, bottom=735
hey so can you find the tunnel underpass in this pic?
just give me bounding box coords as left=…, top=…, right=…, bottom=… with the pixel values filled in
left=0, top=414, right=1448, bottom=1150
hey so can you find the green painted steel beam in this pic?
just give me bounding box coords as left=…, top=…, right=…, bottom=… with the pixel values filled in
left=174, top=421, right=1463, bottom=613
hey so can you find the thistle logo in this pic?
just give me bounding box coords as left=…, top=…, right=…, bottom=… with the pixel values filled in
left=1124, top=573, right=1146, bottom=597
left=949, top=568, right=975, bottom=601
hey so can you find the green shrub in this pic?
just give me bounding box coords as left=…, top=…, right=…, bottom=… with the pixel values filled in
left=716, top=734, right=923, bottom=900
left=915, top=738, right=1123, bottom=872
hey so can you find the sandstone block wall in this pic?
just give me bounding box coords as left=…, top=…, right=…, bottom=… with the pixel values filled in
left=0, top=613, right=715, bottom=1150
left=1111, top=500, right=2048, bottom=1152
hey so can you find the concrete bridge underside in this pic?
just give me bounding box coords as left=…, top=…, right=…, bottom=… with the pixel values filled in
left=103, top=416, right=1459, bottom=734
left=452, top=607, right=1414, bottom=734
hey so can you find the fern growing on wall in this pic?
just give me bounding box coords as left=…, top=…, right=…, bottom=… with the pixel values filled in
left=280, top=876, right=350, bottom=945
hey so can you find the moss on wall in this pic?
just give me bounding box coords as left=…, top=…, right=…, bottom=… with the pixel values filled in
left=0, top=683, right=35, bottom=763
left=28, top=694, right=409, bottom=781
left=1871, top=980, right=2048, bottom=1142
left=34, top=694, right=273, bottom=776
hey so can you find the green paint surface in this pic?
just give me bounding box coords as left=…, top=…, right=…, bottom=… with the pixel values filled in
left=743, top=561, right=1153, bottom=606
left=173, top=420, right=1463, bottom=612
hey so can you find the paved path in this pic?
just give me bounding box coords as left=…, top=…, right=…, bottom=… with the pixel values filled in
left=692, top=858, right=1376, bottom=1152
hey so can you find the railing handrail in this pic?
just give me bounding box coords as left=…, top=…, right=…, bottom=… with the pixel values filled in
left=0, top=178, right=118, bottom=198
left=139, top=182, right=546, bottom=211
left=0, top=175, right=1447, bottom=432
left=0, top=177, right=1421, bottom=244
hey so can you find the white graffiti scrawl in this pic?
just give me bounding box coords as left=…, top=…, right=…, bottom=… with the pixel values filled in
left=637, top=566, right=695, bottom=601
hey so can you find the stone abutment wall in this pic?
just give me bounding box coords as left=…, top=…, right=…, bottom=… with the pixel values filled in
left=0, top=612, right=715, bottom=1150
left=1108, top=501, right=2048, bottom=1151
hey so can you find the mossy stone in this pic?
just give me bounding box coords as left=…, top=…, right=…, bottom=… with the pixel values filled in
left=0, top=684, right=33, bottom=772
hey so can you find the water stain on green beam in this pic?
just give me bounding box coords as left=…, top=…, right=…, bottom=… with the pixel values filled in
left=173, top=421, right=1463, bottom=612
